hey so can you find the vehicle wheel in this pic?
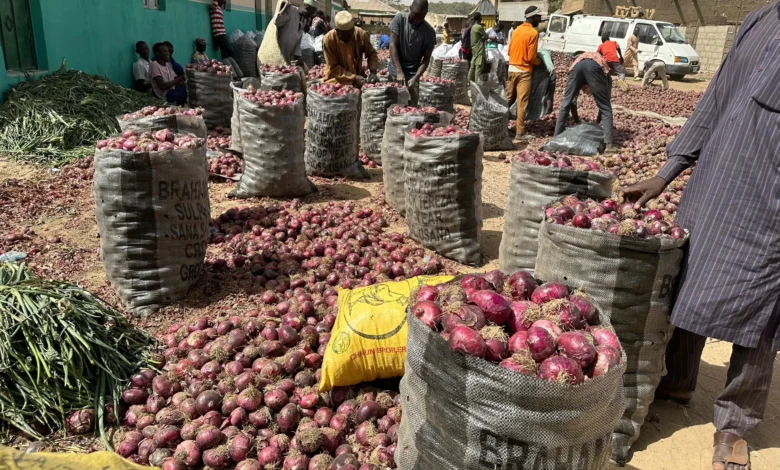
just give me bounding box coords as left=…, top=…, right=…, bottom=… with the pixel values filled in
left=669, top=74, right=685, bottom=81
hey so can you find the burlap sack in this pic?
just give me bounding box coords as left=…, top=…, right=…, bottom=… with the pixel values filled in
left=425, top=58, right=443, bottom=77
left=117, top=111, right=207, bottom=138
left=359, top=86, right=410, bottom=163
left=94, top=138, right=210, bottom=315
left=186, top=70, right=233, bottom=129
left=404, top=124, right=482, bottom=265
left=380, top=109, right=443, bottom=216
left=534, top=221, right=687, bottom=465
left=418, top=80, right=454, bottom=113
left=231, top=94, right=316, bottom=198
left=542, top=123, right=605, bottom=156
left=229, top=77, right=261, bottom=153
left=260, top=69, right=303, bottom=92
left=498, top=162, right=614, bottom=273
left=397, top=305, right=626, bottom=469
left=441, top=60, right=470, bottom=105
left=467, top=81, right=513, bottom=151
left=234, top=35, right=259, bottom=78
left=305, top=87, right=367, bottom=178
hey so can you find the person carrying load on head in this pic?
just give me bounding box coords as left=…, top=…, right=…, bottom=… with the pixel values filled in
left=641, top=60, right=669, bottom=89
left=621, top=5, right=780, bottom=470
left=554, top=51, right=615, bottom=153
left=388, top=0, right=436, bottom=106
left=506, top=6, right=542, bottom=143
left=322, top=11, right=379, bottom=88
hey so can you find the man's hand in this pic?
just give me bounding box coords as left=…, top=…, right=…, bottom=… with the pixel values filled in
left=395, top=73, right=406, bottom=85
left=354, top=75, right=366, bottom=87
left=621, top=176, right=668, bottom=209
left=407, top=76, right=419, bottom=88
left=367, top=73, right=379, bottom=84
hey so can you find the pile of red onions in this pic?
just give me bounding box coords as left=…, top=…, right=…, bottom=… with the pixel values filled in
left=545, top=195, right=688, bottom=240
left=309, top=83, right=359, bottom=97
left=389, top=106, right=437, bottom=115
left=420, top=77, right=453, bottom=85
left=306, top=65, right=325, bottom=80
left=96, top=129, right=203, bottom=152
left=507, top=149, right=603, bottom=172
left=208, top=154, right=243, bottom=178
left=408, top=123, right=471, bottom=138
left=122, top=107, right=203, bottom=120
left=240, top=89, right=304, bottom=107
left=260, top=64, right=300, bottom=74
left=207, top=128, right=232, bottom=151
left=411, top=270, right=623, bottom=385
left=376, top=69, right=389, bottom=78
left=362, top=82, right=405, bottom=90
left=186, top=60, right=232, bottom=75
left=358, top=152, right=377, bottom=169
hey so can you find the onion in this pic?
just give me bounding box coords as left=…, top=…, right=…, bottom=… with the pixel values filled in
left=538, top=355, right=585, bottom=385
left=499, top=352, right=538, bottom=376
left=525, top=326, right=556, bottom=362
left=196, top=390, right=222, bottom=415
left=569, top=295, right=598, bottom=326
left=415, top=285, right=438, bottom=301
left=203, top=445, right=231, bottom=468
left=480, top=326, right=509, bottom=362
left=196, top=425, right=224, bottom=449
left=173, top=440, right=201, bottom=467
left=508, top=301, right=540, bottom=333
left=469, top=290, right=511, bottom=325
left=308, top=454, right=334, bottom=470
left=283, top=454, right=310, bottom=470
left=228, top=432, right=252, bottom=461
left=448, top=326, right=487, bottom=358
left=531, top=319, right=563, bottom=341
left=65, top=409, right=95, bottom=435
left=508, top=330, right=529, bottom=354
left=355, top=421, right=377, bottom=447
left=354, top=400, right=381, bottom=424
left=277, top=402, right=299, bottom=433
left=258, top=445, right=283, bottom=466
left=153, top=425, right=181, bottom=448
left=591, top=327, right=621, bottom=351
left=265, top=388, right=289, bottom=411
left=592, top=345, right=622, bottom=377
left=531, top=283, right=569, bottom=304
left=504, top=270, right=538, bottom=301
left=557, top=332, right=597, bottom=368
left=237, top=459, right=263, bottom=470
left=460, top=275, right=490, bottom=292
left=412, top=300, right=441, bottom=330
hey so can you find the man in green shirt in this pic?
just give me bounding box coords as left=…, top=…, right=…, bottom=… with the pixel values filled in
left=468, top=13, right=486, bottom=81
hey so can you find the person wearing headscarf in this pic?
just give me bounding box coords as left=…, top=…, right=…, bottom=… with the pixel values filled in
left=322, top=11, right=379, bottom=87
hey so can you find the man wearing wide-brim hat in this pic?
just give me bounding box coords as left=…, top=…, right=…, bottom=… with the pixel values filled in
left=274, top=0, right=319, bottom=70
left=322, top=11, right=379, bottom=87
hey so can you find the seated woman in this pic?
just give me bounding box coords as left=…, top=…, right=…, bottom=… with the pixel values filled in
left=148, top=43, right=187, bottom=105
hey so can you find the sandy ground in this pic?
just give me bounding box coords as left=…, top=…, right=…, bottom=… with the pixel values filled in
left=623, top=74, right=711, bottom=93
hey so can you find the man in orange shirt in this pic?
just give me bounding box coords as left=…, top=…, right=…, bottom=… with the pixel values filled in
left=597, top=32, right=628, bottom=90
left=506, top=6, right=542, bottom=143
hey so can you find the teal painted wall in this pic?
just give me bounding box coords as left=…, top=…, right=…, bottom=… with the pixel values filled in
left=0, top=0, right=257, bottom=94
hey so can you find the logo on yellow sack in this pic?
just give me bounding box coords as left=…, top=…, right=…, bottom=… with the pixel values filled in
left=341, top=283, right=410, bottom=341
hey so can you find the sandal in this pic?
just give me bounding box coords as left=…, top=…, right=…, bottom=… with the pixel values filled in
left=713, top=432, right=751, bottom=470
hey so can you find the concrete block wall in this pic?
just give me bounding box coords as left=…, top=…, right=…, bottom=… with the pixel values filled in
left=676, top=24, right=737, bottom=74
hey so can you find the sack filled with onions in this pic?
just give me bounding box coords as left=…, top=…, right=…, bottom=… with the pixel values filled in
left=359, top=83, right=410, bottom=164
left=399, top=270, right=626, bottom=470
left=118, top=106, right=207, bottom=138
left=534, top=194, right=689, bottom=464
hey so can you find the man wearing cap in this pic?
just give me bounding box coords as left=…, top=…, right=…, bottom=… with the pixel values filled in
left=506, top=5, right=542, bottom=143
left=192, top=38, right=209, bottom=64
left=323, top=11, right=379, bottom=87
left=275, top=0, right=319, bottom=69
left=389, top=0, right=436, bottom=105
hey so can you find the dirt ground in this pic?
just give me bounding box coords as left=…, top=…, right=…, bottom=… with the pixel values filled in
left=624, top=74, right=712, bottom=93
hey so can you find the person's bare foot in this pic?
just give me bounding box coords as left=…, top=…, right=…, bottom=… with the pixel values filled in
left=713, top=432, right=751, bottom=470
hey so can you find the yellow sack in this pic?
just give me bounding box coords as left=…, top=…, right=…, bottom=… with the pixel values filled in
left=319, top=275, right=453, bottom=392
left=0, top=446, right=155, bottom=470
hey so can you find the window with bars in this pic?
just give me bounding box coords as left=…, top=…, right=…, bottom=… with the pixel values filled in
left=144, top=0, right=159, bottom=10
left=0, top=0, right=38, bottom=71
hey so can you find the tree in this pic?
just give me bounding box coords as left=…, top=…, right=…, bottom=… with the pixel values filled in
left=549, top=0, right=564, bottom=13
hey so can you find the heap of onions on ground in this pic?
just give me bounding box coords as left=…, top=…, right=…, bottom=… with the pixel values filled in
left=411, top=270, right=623, bottom=385
left=121, top=106, right=204, bottom=120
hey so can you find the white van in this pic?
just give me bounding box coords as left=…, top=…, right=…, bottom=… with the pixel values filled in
left=541, top=14, right=700, bottom=79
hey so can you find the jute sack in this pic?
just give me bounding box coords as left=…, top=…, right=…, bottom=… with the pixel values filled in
left=397, top=304, right=626, bottom=470
left=498, top=162, right=614, bottom=273
left=234, top=34, right=259, bottom=78
left=467, top=80, right=513, bottom=151
left=230, top=94, right=316, bottom=198
left=404, top=123, right=482, bottom=265
left=380, top=109, right=444, bottom=216
left=359, top=85, right=410, bottom=163
left=425, top=58, right=443, bottom=77
left=229, top=77, right=261, bottom=153
left=418, top=79, right=454, bottom=113
left=305, top=86, right=367, bottom=178
left=117, top=110, right=207, bottom=138
left=186, top=70, right=233, bottom=129
left=534, top=220, right=687, bottom=465
left=94, top=136, right=210, bottom=315
left=441, top=60, right=470, bottom=105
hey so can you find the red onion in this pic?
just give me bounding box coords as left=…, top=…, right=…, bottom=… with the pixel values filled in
left=412, top=300, right=441, bottom=330
left=531, top=283, right=569, bottom=304
left=592, top=345, right=622, bottom=377
left=591, top=327, right=621, bottom=351
left=499, top=352, right=538, bottom=376
left=469, top=290, right=511, bottom=325
left=480, top=326, right=509, bottom=362
left=538, top=355, right=585, bottom=385
left=448, top=326, right=487, bottom=358
left=569, top=295, right=598, bottom=326
left=526, top=326, right=556, bottom=362
left=504, top=270, right=539, bottom=301
left=557, top=332, right=597, bottom=368
left=508, top=330, right=529, bottom=354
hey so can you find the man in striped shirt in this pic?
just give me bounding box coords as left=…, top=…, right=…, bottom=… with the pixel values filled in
left=623, top=4, right=779, bottom=469
left=211, top=0, right=233, bottom=59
